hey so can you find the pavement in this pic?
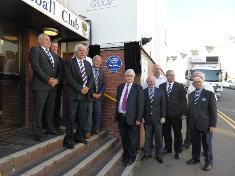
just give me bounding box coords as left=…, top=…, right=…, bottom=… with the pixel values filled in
left=132, top=117, right=235, bottom=176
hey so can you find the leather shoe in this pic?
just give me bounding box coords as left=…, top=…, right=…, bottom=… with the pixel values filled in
left=156, top=157, right=164, bottom=164
left=203, top=163, right=212, bottom=171
left=163, top=149, right=172, bottom=154
left=64, top=141, right=74, bottom=149
left=45, top=130, right=60, bottom=135
left=141, top=155, right=151, bottom=161
left=74, top=138, right=88, bottom=144
left=33, top=136, right=43, bottom=141
left=187, top=158, right=200, bottom=165
left=183, top=143, right=190, bottom=149
left=175, top=153, right=181, bottom=160
left=85, top=132, right=91, bottom=139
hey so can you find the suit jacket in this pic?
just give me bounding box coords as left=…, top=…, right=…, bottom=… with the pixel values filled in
left=116, top=83, right=144, bottom=125
left=188, top=88, right=217, bottom=131
left=64, top=57, right=94, bottom=101
left=143, top=87, right=166, bottom=124
left=92, top=68, right=105, bottom=100
left=160, top=82, right=187, bottom=118
left=29, top=46, right=61, bottom=91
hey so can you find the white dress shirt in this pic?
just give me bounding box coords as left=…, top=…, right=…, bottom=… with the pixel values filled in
left=166, top=81, right=174, bottom=91
left=155, top=75, right=167, bottom=88
left=118, top=83, right=133, bottom=113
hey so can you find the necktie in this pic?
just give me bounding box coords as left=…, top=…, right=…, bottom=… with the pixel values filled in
left=121, top=84, right=129, bottom=112
left=149, top=88, right=154, bottom=103
left=95, top=68, right=99, bottom=93
left=167, top=83, right=172, bottom=96
left=194, top=90, right=200, bottom=104
left=45, top=49, right=54, bottom=68
left=79, top=61, right=87, bottom=86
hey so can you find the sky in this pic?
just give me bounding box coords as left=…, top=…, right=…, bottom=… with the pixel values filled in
left=165, top=0, right=235, bottom=80
left=166, top=0, right=235, bottom=53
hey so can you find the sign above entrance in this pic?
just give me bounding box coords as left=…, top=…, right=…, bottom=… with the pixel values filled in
left=21, top=0, right=90, bottom=40
left=106, top=56, right=122, bottom=73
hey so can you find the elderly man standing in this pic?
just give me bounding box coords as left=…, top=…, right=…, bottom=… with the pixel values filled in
left=91, top=55, right=105, bottom=135
left=153, top=64, right=167, bottom=88
left=64, top=43, right=93, bottom=149
left=29, top=33, right=61, bottom=141
left=187, top=76, right=217, bottom=171
left=141, top=75, right=166, bottom=164
left=116, top=69, right=144, bottom=166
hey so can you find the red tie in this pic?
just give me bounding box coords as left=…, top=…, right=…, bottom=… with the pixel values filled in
left=121, top=84, right=129, bottom=112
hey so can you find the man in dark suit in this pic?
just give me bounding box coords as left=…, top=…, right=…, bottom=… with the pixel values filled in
left=187, top=76, right=217, bottom=171
left=29, top=33, right=61, bottom=141
left=64, top=43, right=94, bottom=149
left=160, top=70, right=187, bottom=159
left=141, top=75, right=166, bottom=164
left=91, top=55, right=105, bottom=135
left=50, top=42, right=65, bottom=132
left=116, top=69, right=144, bottom=166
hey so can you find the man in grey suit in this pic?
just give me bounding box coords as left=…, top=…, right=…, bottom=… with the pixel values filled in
left=141, top=75, right=166, bottom=164
left=116, top=69, right=144, bottom=166
left=187, top=76, right=217, bottom=171
left=29, top=33, right=61, bottom=141
left=64, top=43, right=94, bottom=149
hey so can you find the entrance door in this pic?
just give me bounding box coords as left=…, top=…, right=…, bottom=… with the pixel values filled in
left=0, top=22, right=23, bottom=131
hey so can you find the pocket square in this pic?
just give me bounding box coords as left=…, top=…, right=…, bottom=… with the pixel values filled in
left=202, top=98, right=207, bottom=101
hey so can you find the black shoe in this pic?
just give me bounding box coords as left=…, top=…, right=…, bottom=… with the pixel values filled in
left=187, top=158, right=200, bottom=165
left=141, top=155, right=151, bottom=161
left=64, top=141, right=74, bottom=149
left=156, top=157, right=164, bottom=164
left=74, top=138, right=88, bottom=144
left=202, top=151, right=207, bottom=157
left=33, top=136, right=43, bottom=141
left=183, top=143, right=190, bottom=149
left=175, top=153, right=181, bottom=160
left=45, top=130, right=60, bottom=135
left=128, top=158, right=135, bottom=165
left=163, top=148, right=172, bottom=154
left=203, top=163, right=212, bottom=171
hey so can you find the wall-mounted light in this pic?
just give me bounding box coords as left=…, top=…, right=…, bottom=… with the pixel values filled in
left=3, top=35, right=18, bottom=41
left=43, top=27, right=58, bottom=36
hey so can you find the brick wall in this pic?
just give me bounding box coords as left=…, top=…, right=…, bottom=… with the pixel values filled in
left=24, top=30, right=39, bottom=127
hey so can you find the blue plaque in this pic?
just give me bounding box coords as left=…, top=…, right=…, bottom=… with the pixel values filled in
left=106, top=56, right=122, bottom=73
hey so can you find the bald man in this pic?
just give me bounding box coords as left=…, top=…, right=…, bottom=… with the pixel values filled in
left=153, top=64, right=167, bottom=88
left=187, top=76, right=217, bottom=171
left=141, top=75, right=166, bottom=163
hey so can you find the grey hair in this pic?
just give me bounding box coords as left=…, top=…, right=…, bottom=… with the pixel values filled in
left=74, top=43, right=88, bottom=54
left=38, top=33, right=48, bottom=43
left=125, top=69, right=135, bottom=77
left=194, top=71, right=205, bottom=80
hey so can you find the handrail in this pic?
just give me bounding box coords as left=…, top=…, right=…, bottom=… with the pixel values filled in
left=103, top=93, right=116, bottom=102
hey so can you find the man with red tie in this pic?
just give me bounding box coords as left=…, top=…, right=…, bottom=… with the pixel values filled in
left=116, top=69, right=144, bottom=166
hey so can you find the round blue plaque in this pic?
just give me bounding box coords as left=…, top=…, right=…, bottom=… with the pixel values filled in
left=106, top=56, right=122, bottom=73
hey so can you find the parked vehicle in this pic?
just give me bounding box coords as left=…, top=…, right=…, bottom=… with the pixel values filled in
left=222, top=80, right=233, bottom=88
left=229, top=79, right=235, bottom=89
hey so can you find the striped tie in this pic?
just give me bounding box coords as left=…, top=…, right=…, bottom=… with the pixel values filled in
left=149, top=88, right=154, bottom=103
left=46, top=49, right=55, bottom=67
left=95, top=68, right=99, bottom=92
left=79, top=61, right=87, bottom=86
left=167, top=83, right=172, bottom=96
left=194, top=91, right=200, bottom=104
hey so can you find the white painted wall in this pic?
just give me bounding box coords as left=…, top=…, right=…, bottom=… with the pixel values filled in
left=68, top=0, right=138, bottom=47
left=68, top=0, right=167, bottom=63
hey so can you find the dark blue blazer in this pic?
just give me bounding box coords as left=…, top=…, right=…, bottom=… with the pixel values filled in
left=188, top=88, right=217, bottom=131
left=64, top=57, right=94, bottom=101
left=29, top=46, right=61, bottom=91
left=116, top=83, right=144, bottom=125
left=143, top=87, right=166, bottom=124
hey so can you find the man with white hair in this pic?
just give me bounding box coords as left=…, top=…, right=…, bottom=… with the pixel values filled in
left=183, top=71, right=217, bottom=149
left=64, top=43, right=94, bottom=149
left=187, top=76, right=217, bottom=171
left=29, top=33, right=61, bottom=141
left=116, top=69, right=144, bottom=166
